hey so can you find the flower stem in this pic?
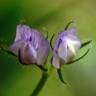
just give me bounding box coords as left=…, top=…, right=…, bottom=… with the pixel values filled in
left=30, top=71, right=49, bottom=96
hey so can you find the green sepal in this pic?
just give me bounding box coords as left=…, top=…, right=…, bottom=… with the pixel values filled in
left=67, top=49, right=90, bottom=64
left=81, top=40, right=92, bottom=49
left=57, top=69, right=67, bottom=84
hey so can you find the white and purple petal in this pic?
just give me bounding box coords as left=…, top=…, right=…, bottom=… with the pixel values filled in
left=53, top=28, right=81, bottom=68
left=10, top=24, right=50, bottom=65
left=15, top=24, right=32, bottom=41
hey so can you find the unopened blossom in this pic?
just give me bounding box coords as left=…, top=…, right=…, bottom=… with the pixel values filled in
left=10, top=24, right=50, bottom=65
left=52, top=28, right=81, bottom=69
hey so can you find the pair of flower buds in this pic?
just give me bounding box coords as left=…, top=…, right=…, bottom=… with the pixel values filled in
left=9, top=23, right=90, bottom=70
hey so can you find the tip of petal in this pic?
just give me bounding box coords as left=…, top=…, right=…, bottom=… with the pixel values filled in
left=52, top=56, right=61, bottom=69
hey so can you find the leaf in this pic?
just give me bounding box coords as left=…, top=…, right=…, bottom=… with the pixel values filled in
left=57, top=69, right=67, bottom=84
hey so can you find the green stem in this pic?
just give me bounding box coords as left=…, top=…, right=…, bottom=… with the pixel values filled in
left=30, top=71, right=49, bottom=96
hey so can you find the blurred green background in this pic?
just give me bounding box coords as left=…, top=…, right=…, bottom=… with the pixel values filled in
left=0, top=0, right=96, bottom=96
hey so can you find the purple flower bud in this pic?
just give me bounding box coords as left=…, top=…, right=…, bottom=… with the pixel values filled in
left=10, top=24, right=50, bottom=65
left=52, top=28, right=81, bottom=69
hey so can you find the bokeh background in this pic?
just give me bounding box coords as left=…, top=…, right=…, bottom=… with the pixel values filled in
left=0, top=0, right=96, bottom=96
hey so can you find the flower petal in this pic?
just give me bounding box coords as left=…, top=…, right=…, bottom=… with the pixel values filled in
left=15, top=24, right=32, bottom=41
left=10, top=40, right=25, bottom=56
left=28, top=31, right=50, bottom=65
left=36, top=38, right=50, bottom=65
left=52, top=55, right=60, bottom=69
left=10, top=24, right=50, bottom=65
left=52, top=28, right=81, bottom=68
left=58, top=41, right=67, bottom=63
left=19, top=43, right=37, bottom=64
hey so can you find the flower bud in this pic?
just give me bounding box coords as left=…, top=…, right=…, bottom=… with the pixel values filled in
left=10, top=24, right=50, bottom=65
left=52, top=28, right=81, bottom=68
